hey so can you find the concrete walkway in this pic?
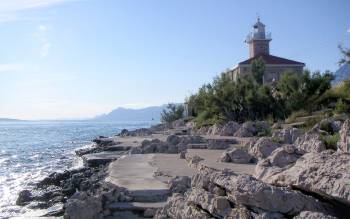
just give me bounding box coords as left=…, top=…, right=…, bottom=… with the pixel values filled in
left=105, top=154, right=170, bottom=202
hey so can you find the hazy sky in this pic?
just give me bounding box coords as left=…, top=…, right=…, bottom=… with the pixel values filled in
left=0, top=0, right=349, bottom=120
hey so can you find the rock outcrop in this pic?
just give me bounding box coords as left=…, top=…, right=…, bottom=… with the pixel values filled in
left=272, top=127, right=301, bottom=144
left=64, top=192, right=102, bottom=219
left=234, top=121, right=270, bottom=137
left=119, top=128, right=152, bottom=137
left=220, top=148, right=253, bottom=164
left=206, top=121, right=241, bottom=136
left=156, top=169, right=334, bottom=219
left=169, top=176, right=191, bottom=194
left=219, top=121, right=240, bottom=136
left=338, top=119, right=350, bottom=152
left=294, top=132, right=326, bottom=153
left=255, top=150, right=350, bottom=207
left=248, top=137, right=281, bottom=160
left=294, top=211, right=338, bottom=219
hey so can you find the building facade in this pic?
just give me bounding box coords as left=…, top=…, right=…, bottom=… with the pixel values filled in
left=225, top=18, right=305, bottom=83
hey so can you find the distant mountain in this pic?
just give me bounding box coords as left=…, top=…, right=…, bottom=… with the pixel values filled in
left=333, top=64, right=350, bottom=85
left=92, top=106, right=166, bottom=122
left=0, top=118, right=21, bottom=122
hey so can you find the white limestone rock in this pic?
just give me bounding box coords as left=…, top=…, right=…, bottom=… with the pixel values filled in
left=293, top=211, right=338, bottom=219
left=256, top=150, right=350, bottom=206
left=254, top=145, right=304, bottom=180
left=169, top=176, right=191, bottom=194
left=220, top=148, right=253, bottom=164
left=220, top=121, right=241, bottom=136
left=154, top=193, right=212, bottom=219
left=272, top=127, right=301, bottom=144
left=294, top=132, right=326, bottom=153
left=234, top=121, right=270, bottom=137
left=338, top=119, right=350, bottom=152
left=248, top=137, right=281, bottom=160
left=202, top=173, right=331, bottom=216
left=186, top=188, right=231, bottom=218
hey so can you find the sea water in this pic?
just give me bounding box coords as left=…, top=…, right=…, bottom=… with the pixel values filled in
left=0, top=120, right=156, bottom=218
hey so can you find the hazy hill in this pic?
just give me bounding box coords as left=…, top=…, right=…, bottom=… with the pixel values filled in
left=92, top=106, right=165, bottom=122
left=333, top=64, right=350, bottom=85
left=0, top=118, right=22, bottom=122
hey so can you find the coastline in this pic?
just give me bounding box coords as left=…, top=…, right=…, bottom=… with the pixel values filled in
left=14, top=118, right=350, bottom=219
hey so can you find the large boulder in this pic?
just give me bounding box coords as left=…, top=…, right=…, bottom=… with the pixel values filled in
left=255, top=145, right=305, bottom=180
left=272, top=127, right=301, bottom=144
left=195, top=126, right=210, bottom=135
left=294, top=132, right=326, bottom=153
left=234, top=121, right=270, bottom=137
left=64, top=192, right=102, bottom=219
left=207, top=124, right=224, bottom=136
left=154, top=193, right=213, bottom=219
left=220, top=148, right=253, bottom=164
left=157, top=168, right=334, bottom=219
left=199, top=172, right=331, bottom=216
left=221, top=121, right=240, bottom=136
left=186, top=188, right=231, bottom=218
left=234, top=121, right=257, bottom=137
left=16, top=190, right=33, bottom=206
left=169, top=176, right=191, bottom=194
left=119, top=128, right=152, bottom=137
left=248, top=137, right=281, bottom=160
left=255, top=150, right=350, bottom=207
left=338, top=119, right=350, bottom=152
left=172, top=118, right=186, bottom=128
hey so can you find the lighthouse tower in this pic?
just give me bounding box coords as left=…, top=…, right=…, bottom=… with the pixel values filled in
left=245, top=18, right=272, bottom=58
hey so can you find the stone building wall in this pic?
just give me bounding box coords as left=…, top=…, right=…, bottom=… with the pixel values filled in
left=224, top=64, right=303, bottom=84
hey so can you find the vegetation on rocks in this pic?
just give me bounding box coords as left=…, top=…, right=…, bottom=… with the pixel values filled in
left=186, top=68, right=341, bottom=127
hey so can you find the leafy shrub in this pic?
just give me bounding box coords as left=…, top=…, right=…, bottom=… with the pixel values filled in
left=322, top=133, right=340, bottom=150
left=301, top=116, right=322, bottom=132
left=334, top=99, right=349, bottom=114
left=285, top=110, right=310, bottom=123
left=319, top=120, right=334, bottom=134
left=187, top=70, right=335, bottom=127
left=161, top=103, right=184, bottom=123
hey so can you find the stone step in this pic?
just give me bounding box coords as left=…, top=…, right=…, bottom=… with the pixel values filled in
left=104, top=145, right=132, bottom=152
left=108, top=201, right=166, bottom=211
left=128, top=189, right=170, bottom=202
left=105, top=154, right=171, bottom=202
left=187, top=143, right=209, bottom=149
left=105, top=211, right=148, bottom=219
left=82, top=151, right=124, bottom=167
left=107, top=202, right=166, bottom=218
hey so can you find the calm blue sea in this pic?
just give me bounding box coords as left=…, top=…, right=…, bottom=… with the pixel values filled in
left=0, top=120, right=156, bottom=218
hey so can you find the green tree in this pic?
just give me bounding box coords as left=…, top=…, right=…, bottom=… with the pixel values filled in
left=161, top=103, right=184, bottom=123
left=338, top=45, right=350, bottom=65
left=251, top=57, right=265, bottom=84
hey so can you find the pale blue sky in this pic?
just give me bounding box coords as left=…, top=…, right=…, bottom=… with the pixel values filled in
left=0, top=0, right=349, bottom=120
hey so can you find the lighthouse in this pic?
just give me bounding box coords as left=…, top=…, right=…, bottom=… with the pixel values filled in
left=224, top=17, right=305, bottom=84
left=245, top=17, right=272, bottom=58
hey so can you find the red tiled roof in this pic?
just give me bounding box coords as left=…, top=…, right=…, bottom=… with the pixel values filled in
left=239, top=53, right=305, bottom=65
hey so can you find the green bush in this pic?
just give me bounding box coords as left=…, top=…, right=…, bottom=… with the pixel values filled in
left=161, top=103, right=184, bottom=123
left=187, top=70, right=335, bottom=127
left=334, top=99, right=349, bottom=114
left=322, top=133, right=340, bottom=150
left=301, top=116, right=322, bottom=132
left=319, top=120, right=334, bottom=134
left=285, top=110, right=310, bottom=123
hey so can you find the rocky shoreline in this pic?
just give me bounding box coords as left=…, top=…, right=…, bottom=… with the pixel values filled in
left=16, top=117, right=350, bottom=219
